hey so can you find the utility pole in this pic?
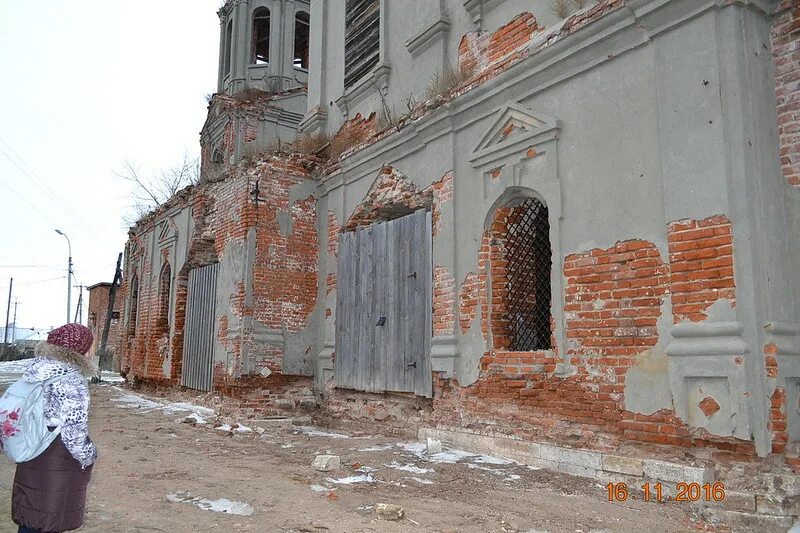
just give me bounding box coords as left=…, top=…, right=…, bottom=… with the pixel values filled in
left=99, top=253, right=123, bottom=368
left=3, top=278, right=12, bottom=346
left=11, top=300, right=18, bottom=343
left=55, top=229, right=72, bottom=323
left=74, top=285, right=85, bottom=325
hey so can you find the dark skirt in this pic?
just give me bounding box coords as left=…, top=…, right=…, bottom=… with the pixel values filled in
left=12, top=436, right=93, bottom=533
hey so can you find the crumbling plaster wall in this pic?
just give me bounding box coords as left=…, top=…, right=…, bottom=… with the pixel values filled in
left=315, top=0, right=798, bottom=456
left=121, top=156, right=321, bottom=397
left=303, top=0, right=566, bottom=134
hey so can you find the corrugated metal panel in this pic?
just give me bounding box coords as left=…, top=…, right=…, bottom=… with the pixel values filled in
left=334, top=210, right=432, bottom=397
left=181, top=263, right=219, bottom=391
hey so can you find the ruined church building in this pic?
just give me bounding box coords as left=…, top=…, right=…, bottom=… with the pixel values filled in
left=120, top=0, right=800, bottom=489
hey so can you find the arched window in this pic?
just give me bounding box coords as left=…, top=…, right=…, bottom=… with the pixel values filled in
left=159, top=263, right=172, bottom=329
left=252, top=8, right=271, bottom=65
left=490, top=196, right=552, bottom=351
left=223, top=20, right=233, bottom=75
left=128, top=275, right=139, bottom=336
left=294, top=11, right=310, bottom=69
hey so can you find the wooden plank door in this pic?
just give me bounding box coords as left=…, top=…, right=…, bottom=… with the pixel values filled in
left=334, top=210, right=432, bottom=397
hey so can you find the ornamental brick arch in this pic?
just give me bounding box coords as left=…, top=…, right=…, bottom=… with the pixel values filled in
left=481, top=187, right=555, bottom=353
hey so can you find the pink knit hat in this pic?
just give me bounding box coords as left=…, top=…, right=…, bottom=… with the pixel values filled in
left=47, top=323, right=94, bottom=356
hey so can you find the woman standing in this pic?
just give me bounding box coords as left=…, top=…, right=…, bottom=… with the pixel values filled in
left=12, top=323, right=98, bottom=533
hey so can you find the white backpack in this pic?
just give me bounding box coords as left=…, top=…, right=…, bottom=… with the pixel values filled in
left=0, top=377, right=61, bottom=463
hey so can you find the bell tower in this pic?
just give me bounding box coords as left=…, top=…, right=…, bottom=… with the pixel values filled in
left=201, top=0, right=311, bottom=180
left=217, top=0, right=310, bottom=95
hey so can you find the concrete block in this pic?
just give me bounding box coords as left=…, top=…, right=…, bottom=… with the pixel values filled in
left=557, top=462, right=598, bottom=479
left=499, top=438, right=541, bottom=459
left=426, top=437, right=442, bottom=455
left=706, top=490, right=756, bottom=513
left=756, top=494, right=800, bottom=516
left=527, top=458, right=558, bottom=471
left=602, top=454, right=644, bottom=476
left=702, top=508, right=794, bottom=533
left=682, top=465, right=713, bottom=484
left=553, top=446, right=602, bottom=469
left=375, top=503, right=405, bottom=521
left=539, top=444, right=562, bottom=463
left=596, top=470, right=644, bottom=487
left=312, top=455, right=340, bottom=472
left=642, top=459, right=685, bottom=482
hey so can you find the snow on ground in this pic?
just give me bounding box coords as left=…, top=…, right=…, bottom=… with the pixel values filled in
left=166, top=492, right=254, bottom=516
left=399, top=441, right=479, bottom=463
left=110, top=387, right=215, bottom=417
left=215, top=423, right=252, bottom=434
left=326, top=474, right=375, bottom=484
left=384, top=461, right=434, bottom=474
left=295, top=426, right=350, bottom=439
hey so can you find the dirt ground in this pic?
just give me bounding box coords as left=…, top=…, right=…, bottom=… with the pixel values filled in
left=0, top=382, right=705, bottom=533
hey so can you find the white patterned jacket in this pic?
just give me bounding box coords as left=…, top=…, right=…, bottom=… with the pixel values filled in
left=22, top=342, right=97, bottom=469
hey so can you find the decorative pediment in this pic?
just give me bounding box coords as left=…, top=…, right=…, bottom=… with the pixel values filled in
left=470, top=102, right=560, bottom=168
left=157, top=217, right=178, bottom=244
left=129, top=235, right=144, bottom=257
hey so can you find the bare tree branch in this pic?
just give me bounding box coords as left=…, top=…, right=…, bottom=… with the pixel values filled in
left=116, top=152, right=200, bottom=226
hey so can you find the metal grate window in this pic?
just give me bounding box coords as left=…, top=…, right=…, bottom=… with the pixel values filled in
left=345, top=0, right=380, bottom=89
left=504, top=198, right=552, bottom=351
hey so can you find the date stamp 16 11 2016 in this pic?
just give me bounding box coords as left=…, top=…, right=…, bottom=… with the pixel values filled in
left=607, top=482, right=726, bottom=503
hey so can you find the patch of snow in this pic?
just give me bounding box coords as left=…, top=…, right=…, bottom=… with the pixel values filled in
left=281, top=443, right=294, bottom=449
left=409, top=476, right=434, bottom=485
left=325, top=474, right=375, bottom=484
left=296, top=426, right=350, bottom=439
left=384, top=461, right=434, bottom=474
left=110, top=388, right=215, bottom=417
left=397, top=441, right=477, bottom=463
left=215, top=423, right=252, bottom=433
left=183, top=413, right=208, bottom=425
left=166, top=492, right=254, bottom=516
left=99, top=372, right=125, bottom=383
left=310, top=484, right=330, bottom=493
left=505, top=474, right=521, bottom=481
left=355, top=466, right=378, bottom=473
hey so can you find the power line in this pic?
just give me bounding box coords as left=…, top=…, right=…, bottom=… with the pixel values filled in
left=0, top=176, right=58, bottom=224
left=0, top=134, right=94, bottom=233
left=17, top=276, right=67, bottom=286
left=0, top=265, right=63, bottom=269
left=0, top=136, right=69, bottom=213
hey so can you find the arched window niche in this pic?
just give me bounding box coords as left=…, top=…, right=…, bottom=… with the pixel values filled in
left=294, top=11, right=310, bottom=70
left=252, top=8, right=271, bottom=65
left=484, top=189, right=554, bottom=352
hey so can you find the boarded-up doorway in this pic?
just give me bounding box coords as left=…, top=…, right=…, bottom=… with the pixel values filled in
left=335, top=209, right=433, bottom=397
left=181, top=263, right=219, bottom=391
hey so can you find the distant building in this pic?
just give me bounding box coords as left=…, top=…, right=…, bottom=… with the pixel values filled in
left=87, top=282, right=121, bottom=370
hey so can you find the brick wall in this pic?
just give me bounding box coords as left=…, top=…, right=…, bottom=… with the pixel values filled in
left=772, top=0, right=800, bottom=187
left=120, top=155, right=320, bottom=410
left=432, top=212, right=749, bottom=454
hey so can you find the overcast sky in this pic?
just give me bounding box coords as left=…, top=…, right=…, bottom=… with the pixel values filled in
left=0, top=1, right=220, bottom=333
